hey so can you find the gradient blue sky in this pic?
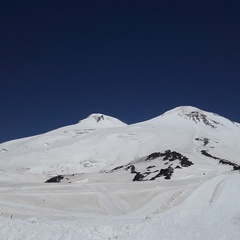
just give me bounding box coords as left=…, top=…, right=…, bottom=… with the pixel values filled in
left=1, top=0, right=240, bottom=143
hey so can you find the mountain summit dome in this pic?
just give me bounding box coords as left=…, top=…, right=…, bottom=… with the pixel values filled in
left=77, top=113, right=127, bottom=129
left=161, top=106, right=238, bottom=129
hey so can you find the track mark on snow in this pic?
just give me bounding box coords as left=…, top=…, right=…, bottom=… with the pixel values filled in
left=209, top=176, right=229, bottom=204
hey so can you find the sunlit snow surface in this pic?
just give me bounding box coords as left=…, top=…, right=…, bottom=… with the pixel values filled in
left=0, top=106, right=240, bottom=239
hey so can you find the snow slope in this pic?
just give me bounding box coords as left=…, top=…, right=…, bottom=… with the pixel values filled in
left=0, top=106, right=240, bottom=239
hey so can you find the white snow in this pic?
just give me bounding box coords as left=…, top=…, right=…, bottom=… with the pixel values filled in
left=0, top=106, right=240, bottom=239
left=77, top=113, right=127, bottom=129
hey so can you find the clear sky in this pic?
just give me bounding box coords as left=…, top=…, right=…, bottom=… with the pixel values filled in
left=1, top=0, right=240, bottom=143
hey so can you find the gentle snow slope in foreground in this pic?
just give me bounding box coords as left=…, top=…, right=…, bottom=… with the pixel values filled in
left=0, top=106, right=240, bottom=239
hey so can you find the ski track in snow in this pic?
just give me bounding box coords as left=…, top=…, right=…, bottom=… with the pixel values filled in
left=138, top=173, right=240, bottom=240
left=0, top=173, right=239, bottom=239
left=89, top=184, right=129, bottom=215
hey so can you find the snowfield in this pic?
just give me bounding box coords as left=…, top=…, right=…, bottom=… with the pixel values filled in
left=0, top=107, right=240, bottom=239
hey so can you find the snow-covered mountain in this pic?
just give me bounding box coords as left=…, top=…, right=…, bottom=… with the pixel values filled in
left=0, top=106, right=240, bottom=240
left=77, top=113, right=127, bottom=129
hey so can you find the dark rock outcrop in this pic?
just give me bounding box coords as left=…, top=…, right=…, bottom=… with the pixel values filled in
left=180, top=157, right=193, bottom=167
left=133, top=172, right=145, bottom=181
left=146, top=152, right=164, bottom=160
left=185, top=111, right=222, bottom=128
left=45, top=175, right=64, bottom=183
left=109, top=150, right=194, bottom=182
left=201, top=150, right=218, bottom=159
left=201, top=150, right=240, bottom=171
left=150, top=166, right=174, bottom=180
left=195, top=137, right=210, bottom=146
left=111, top=165, right=124, bottom=172
left=146, top=150, right=193, bottom=166
left=126, top=165, right=137, bottom=174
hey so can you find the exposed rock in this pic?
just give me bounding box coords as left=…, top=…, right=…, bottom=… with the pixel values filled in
left=175, top=165, right=182, bottom=169
left=146, top=150, right=193, bottom=165
left=146, top=152, right=164, bottom=160
left=146, top=165, right=155, bottom=170
left=133, top=172, right=145, bottom=181
left=126, top=165, right=137, bottom=173
left=195, top=137, right=210, bottom=146
left=111, top=165, right=124, bottom=172
left=111, top=150, right=194, bottom=182
left=201, top=150, right=240, bottom=171
left=201, top=150, right=219, bottom=159
left=150, top=166, right=174, bottom=180
left=180, top=157, right=193, bottom=167
left=45, top=175, right=64, bottom=183
left=185, top=111, right=222, bottom=128
left=96, top=115, right=104, bottom=122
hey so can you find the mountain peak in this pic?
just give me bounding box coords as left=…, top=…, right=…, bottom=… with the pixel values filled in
left=77, top=113, right=127, bottom=129
left=164, top=106, right=203, bottom=115
left=162, top=106, right=236, bottom=129
left=88, top=113, right=107, bottom=123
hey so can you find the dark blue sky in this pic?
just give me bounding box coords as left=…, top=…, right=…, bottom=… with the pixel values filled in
left=1, top=0, right=240, bottom=143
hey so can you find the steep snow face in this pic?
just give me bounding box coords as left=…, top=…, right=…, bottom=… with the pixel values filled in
left=77, top=113, right=127, bottom=129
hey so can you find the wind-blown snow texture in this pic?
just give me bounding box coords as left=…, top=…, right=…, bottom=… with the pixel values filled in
left=0, top=106, right=240, bottom=239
